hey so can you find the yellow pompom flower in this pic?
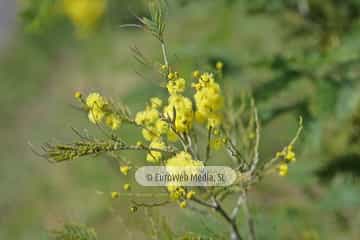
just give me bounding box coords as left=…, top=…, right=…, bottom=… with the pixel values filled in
left=123, top=183, right=131, bottom=191
left=88, top=107, right=105, bottom=124
left=278, top=163, right=288, bottom=176
left=167, top=186, right=186, bottom=200
left=207, top=115, right=222, bottom=129
left=276, top=145, right=296, bottom=163
left=194, top=84, right=223, bottom=113
left=166, top=151, right=203, bottom=191
left=141, top=128, right=158, bottom=142
left=167, top=72, right=175, bottom=80
left=135, top=107, right=159, bottom=126
left=192, top=70, right=200, bottom=78
left=150, top=97, right=162, bottom=109
left=119, top=165, right=131, bottom=175
left=166, top=151, right=203, bottom=168
left=84, top=92, right=109, bottom=124
left=146, top=140, right=165, bottom=162
left=63, top=0, right=106, bottom=34
left=136, top=99, right=169, bottom=142
left=86, top=92, right=107, bottom=109
left=164, top=95, right=193, bottom=133
left=285, top=145, right=296, bottom=162
left=200, top=72, right=213, bottom=83
left=179, top=201, right=187, bottom=208
left=166, top=78, right=186, bottom=95
left=134, top=111, right=146, bottom=125
left=286, top=151, right=296, bottom=162
left=193, top=72, right=223, bottom=127
left=160, top=64, right=168, bottom=72
left=195, top=111, right=207, bottom=123
left=74, top=91, right=82, bottom=99
left=105, top=113, right=121, bottom=130
left=216, top=61, right=224, bottom=70
left=186, top=191, right=196, bottom=199
left=111, top=191, right=119, bottom=199
left=155, top=119, right=169, bottom=135
left=275, top=145, right=298, bottom=176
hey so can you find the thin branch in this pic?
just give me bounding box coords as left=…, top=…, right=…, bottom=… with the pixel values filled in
left=205, top=126, right=212, bottom=163
left=131, top=200, right=170, bottom=208
left=242, top=195, right=256, bottom=240
left=28, top=141, right=55, bottom=163
left=161, top=41, right=169, bottom=66
left=212, top=198, right=243, bottom=240
left=191, top=197, right=216, bottom=209
left=231, top=193, right=245, bottom=220
left=250, top=106, right=260, bottom=174
left=119, top=23, right=143, bottom=29
left=263, top=116, right=303, bottom=172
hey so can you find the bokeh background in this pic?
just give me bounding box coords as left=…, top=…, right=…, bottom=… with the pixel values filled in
left=1, top=0, right=360, bottom=239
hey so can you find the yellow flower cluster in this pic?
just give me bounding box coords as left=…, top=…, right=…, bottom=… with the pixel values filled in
left=86, top=92, right=107, bottom=123
left=63, top=0, right=106, bottom=35
left=164, top=72, right=194, bottom=133
left=276, top=145, right=296, bottom=176
left=166, top=151, right=203, bottom=170
left=105, top=113, right=122, bottom=130
left=147, top=139, right=165, bottom=162
left=135, top=67, right=226, bottom=162
left=135, top=72, right=196, bottom=161
left=135, top=98, right=169, bottom=162
left=193, top=72, right=224, bottom=129
left=82, top=92, right=122, bottom=130
left=278, top=164, right=288, bottom=177
left=168, top=186, right=186, bottom=201
left=135, top=97, right=165, bottom=140
left=166, top=186, right=196, bottom=208
left=165, top=151, right=203, bottom=205
left=164, top=95, right=193, bottom=133
left=192, top=71, right=225, bottom=150
left=166, top=72, right=186, bottom=95
left=167, top=187, right=196, bottom=208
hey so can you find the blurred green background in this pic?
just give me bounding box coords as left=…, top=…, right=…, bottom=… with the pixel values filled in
left=1, top=0, right=360, bottom=239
